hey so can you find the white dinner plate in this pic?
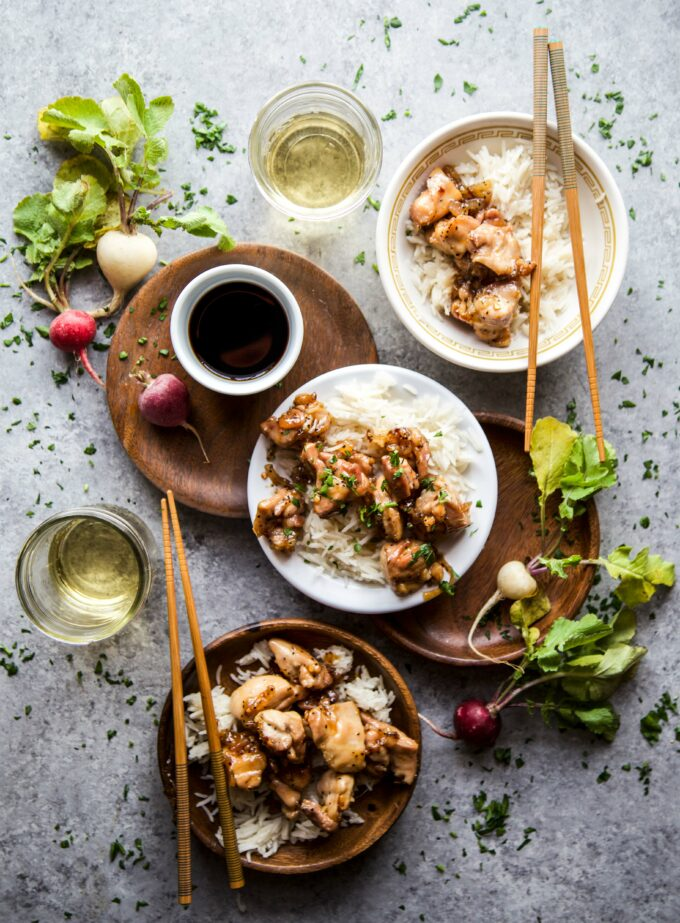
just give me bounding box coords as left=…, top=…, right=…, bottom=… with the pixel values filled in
left=247, top=364, right=498, bottom=614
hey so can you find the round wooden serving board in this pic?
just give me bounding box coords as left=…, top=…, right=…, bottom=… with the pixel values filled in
left=106, top=244, right=378, bottom=517
left=374, top=413, right=600, bottom=666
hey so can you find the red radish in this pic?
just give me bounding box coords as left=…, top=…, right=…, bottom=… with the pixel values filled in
left=132, top=371, right=210, bottom=464
left=454, top=699, right=501, bottom=748
left=49, top=311, right=103, bottom=386
left=420, top=698, right=501, bottom=749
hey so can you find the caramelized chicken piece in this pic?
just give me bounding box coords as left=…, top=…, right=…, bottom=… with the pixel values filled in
left=269, top=778, right=303, bottom=819
left=452, top=281, right=522, bottom=348
left=409, top=167, right=463, bottom=227
left=268, top=638, right=333, bottom=690
left=268, top=760, right=313, bottom=820
left=221, top=730, right=267, bottom=790
left=409, top=476, right=471, bottom=537
left=254, top=709, right=307, bottom=763
left=380, top=453, right=419, bottom=502
left=301, top=442, right=373, bottom=518
left=360, top=712, right=419, bottom=784
left=428, top=214, right=480, bottom=257
left=301, top=770, right=355, bottom=832
left=380, top=539, right=446, bottom=596
left=363, top=475, right=404, bottom=540
left=230, top=674, right=301, bottom=724
left=253, top=486, right=306, bottom=553
left=260, top=393, right=332, bottom=447
left=371, top=427, right=432, bottom=479
left=305, top=700, right=366, bottom=773
left=468, top=217, right=533, bottom=278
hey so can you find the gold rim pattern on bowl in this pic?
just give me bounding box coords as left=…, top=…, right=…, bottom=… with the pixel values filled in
left=387, top=127, right=616, bottom=362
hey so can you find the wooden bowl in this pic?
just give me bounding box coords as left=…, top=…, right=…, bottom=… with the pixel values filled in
left=157, top=618, right=421, bottom=874
left=374, top=413, right=600, bottom=665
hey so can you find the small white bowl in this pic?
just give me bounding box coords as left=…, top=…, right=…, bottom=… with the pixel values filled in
left=170, top=264, right=304, bottom=396
left=247, top=364, right=498, bottom=615
left=376, top=111, right=629, bottom=373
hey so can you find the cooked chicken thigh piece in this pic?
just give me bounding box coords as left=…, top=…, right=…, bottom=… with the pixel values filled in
left=305, top=700, right=366, bottom=773
left=260, top=393, right=332, bottom=447
left=370, top=426, right=432, bottom=479
left=451, top=281, right=522, bottom=348
left=253, top=486, right=306, bottom=553
left=467, top=215, right=533, bottom=278
left=364, top=475, right=404, bottom=540
left=268, top=760, right=313, bottom=820
left=300, top=770, right=355, bottom=832
left=301, top=442, right=373, bottom=518
left=360, top=712, right=419, bottom=784
left=269, top=778, right=303, bottom=819
left=253, top=709, right=307, bottom=763
left=380, top=453, right=419, bottom=502
left=409, top=476, right=471, bottom=537
left=221, top=730, right=267, bottom=790
left=428, top=214, right=480, bottom=257
left=268, top=638, right=333, bottom=690
left=380, top=540, right=446, bottom=596
left=230, top=674, right=301, bottom=724
left=409, top=167, right=463, bottom=227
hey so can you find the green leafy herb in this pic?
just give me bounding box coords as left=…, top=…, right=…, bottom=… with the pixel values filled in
left=640, top=692, right=678, bottom=744
left=454, top=3, right=482, bottom=24
left=383, top=16, right=402, bottom=50
left=463, top=81, right=478, bottom=95
left=412, top=543, right=435, bottom=566
left=191, top=102, right=235, bottom=154
left=433, top=74, right=444, bottom=93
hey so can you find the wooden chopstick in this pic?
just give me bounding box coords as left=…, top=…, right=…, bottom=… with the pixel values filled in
left=160, top=498, right=193, bottom=906
left=548, top=41, right=606, bottom=461
left=166, top=490, right=245, bottom=891
left=524, top=27, right=550, bottom=452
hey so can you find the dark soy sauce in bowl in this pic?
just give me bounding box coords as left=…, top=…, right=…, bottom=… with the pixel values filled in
left=188, top=281, right=290, bottom=380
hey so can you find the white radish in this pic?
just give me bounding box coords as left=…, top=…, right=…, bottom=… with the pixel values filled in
left=496, top=561, right=538, bottom=601
left=95, top=229, right=157, bottom=315
left=467, top=561, right=538, bottom=664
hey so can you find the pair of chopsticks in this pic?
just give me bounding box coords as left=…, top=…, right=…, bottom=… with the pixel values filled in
left=161, top=490, right=245, bottom=904
left=524, top=28, right=606, bottom=462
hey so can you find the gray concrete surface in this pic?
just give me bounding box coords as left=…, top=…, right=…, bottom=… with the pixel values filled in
left=1, top=1, right=678, bottom=920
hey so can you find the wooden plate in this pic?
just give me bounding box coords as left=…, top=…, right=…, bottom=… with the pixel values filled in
left=374, top=413, right=600, bottom=666
left=157, top=619, right=420, bottom=874
left=106, top=245, right=377, bottom=517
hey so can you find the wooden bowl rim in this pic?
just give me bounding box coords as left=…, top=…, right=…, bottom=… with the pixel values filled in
left=157, top=617, right=421, bottom=874
left=373, top=411, right=601, bottom=666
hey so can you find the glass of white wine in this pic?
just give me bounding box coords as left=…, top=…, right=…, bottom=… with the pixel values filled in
left=249, top=82, right=382, bottom=220
left=15, top=506, right=156, bottom=644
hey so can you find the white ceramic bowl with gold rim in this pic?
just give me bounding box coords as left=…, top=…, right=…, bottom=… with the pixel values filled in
left=376, top=112, right=628, bottom=373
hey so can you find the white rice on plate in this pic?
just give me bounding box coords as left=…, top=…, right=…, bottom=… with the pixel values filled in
left=407, top=143, right=574, bottom=338
left=184, top=641, right=395, bottom=860
left=272, top=370, right=480, bottom=585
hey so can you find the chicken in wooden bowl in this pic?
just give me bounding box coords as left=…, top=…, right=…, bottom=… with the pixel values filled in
left=157, top=619, right=420, bottom=873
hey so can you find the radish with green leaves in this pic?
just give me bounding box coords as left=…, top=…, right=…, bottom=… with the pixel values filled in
left=13, top=73, right=235, bottom=384
left=420, top=420, right=675, bottom=748
left=96, top=229, right=158, bottom=311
